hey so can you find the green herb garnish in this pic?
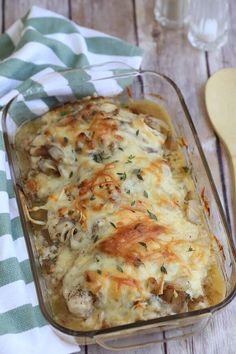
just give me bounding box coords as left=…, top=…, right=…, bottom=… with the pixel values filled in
left=69, top=171, right=73, bottom=178
left=117, top=172, right=127, bottom=181
left=93, top=153, right=103, bottom=163
left=126, top=189, right=131, bottom=194
left=60, top=111, right=69, bottom=116
left=126, top=155, right=135, bottom=164
left=147, top=209, right=158, bottom=221
left=131, top=200, right=136, bottom=206
left=116, top=265, right=123, bottom=273
left=92, top=235, right=99, bottom=243
left=134, top=258, right=145, bottom=267
left=133, top=168, right=144, bottom=181
left=93, top=151, right=110, bottom=163
left=118, top=147, right=124, bottom=151
left=90, top=195, right=96, bottom=201
left=137, top=174, right=144, bottom=181
left=143, top=190, right=148, bottom=198
left=160, top=265, right=167, bottom=274
left=110, top=222, right=117, bottom=229
left=97, top=269, right=102, bottom=274
left=138, top=242, right=147, bottom=249
left=136, top=129, right=139, bottom=136
left=188, top=246, right=194, bottom=252
left=64, top=136, right=69, bottom=143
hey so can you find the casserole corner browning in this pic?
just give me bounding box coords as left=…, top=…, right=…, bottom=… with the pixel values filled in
left=15, top=96, right=225, bottom=331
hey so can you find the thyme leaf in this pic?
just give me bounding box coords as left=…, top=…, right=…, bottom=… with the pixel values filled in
left=93, top=153, right=103, bottom=163
left=160, top=264, right=167, bottom=274
left=126, top=154, right=135, bottom=164
left=116, top=265, right=123, bottom=273
left=147, top=209, right=158, bottom=221
left=134, top=258, right=145, bottom=267
left=138, top=241, right=147, bottom=249
left=143, top=190, right=148, bottom=198
left=93, top=151, right=111, bottom=163
left=133, top=168, right=144, bottom=181
left=117, top=172, right=127, bottom=181
left=92, top=235, right=99, bottom=243
left=110, top=222, right=117, bottom=229
left=60, top=111, right=69, bottom=116
left=137, top=174, right=144, bottom=181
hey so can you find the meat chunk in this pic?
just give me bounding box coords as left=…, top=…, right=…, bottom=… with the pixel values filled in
left=48, top=145, right=64, bottom=161
left=66, top=288, right=94, bottom=318
left=38, top=159, right=58, bottom=175
left=144, top=116, right=169, bottom=134
left=160, top=285, right=189, bottom=313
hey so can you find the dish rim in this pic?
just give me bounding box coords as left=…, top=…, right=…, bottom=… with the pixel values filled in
left=2, top=64, right=236, bottom=338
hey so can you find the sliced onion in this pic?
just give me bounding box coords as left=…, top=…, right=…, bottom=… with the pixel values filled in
left=38, top=159, right=57, bottom=174
left=48, top=145, right=64, bottom=161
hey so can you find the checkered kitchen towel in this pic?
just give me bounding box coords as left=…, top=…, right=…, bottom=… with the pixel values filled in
left=0, top=6, right=143, bottom=354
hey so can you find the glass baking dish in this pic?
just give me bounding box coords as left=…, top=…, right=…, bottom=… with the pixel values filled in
left=2, top=62, right=236, bottom=351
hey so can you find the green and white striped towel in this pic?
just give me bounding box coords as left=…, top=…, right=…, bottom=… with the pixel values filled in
left=0, top=6, right=143, bottom=354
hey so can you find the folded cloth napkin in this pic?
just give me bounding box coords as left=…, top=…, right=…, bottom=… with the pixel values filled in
left=0, top=6, right=143, bottom=354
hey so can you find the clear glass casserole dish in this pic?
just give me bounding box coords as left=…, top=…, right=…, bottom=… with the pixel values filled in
left=2, top=62, right=236, bottom=351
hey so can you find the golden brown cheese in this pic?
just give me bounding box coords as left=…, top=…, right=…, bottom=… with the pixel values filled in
left=15, top=96, right=225, bottom=331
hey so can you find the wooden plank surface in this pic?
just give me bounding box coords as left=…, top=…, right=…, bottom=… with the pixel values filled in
left=206, top=0, right=236, bottom=237
left=1, top=1, right=235, bottom=353
left=70, top=0, right=136, bottom=43
left=4, top=0, right=69, bottom=26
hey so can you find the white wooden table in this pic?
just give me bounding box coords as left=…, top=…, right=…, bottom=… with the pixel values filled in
left=1, top=1, right=236, bottom=353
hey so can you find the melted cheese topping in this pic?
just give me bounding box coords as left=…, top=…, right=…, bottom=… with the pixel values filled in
left=15, top=96, right=225, bottom=331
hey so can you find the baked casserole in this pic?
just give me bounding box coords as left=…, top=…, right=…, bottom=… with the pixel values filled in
left=15, top=96, right=225, bottom=331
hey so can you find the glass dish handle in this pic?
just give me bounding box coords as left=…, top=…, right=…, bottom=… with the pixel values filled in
left=95, top=315, right=212, bottom=351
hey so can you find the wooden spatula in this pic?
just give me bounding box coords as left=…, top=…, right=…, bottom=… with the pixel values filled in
left=205, top=68, right=236, bottom=197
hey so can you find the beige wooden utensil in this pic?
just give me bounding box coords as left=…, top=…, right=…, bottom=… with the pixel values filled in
left=205, top=68, right=236, bottom=200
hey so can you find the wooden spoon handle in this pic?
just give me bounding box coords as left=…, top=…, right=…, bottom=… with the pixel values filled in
left=232, top=155, right=236, bottom=199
